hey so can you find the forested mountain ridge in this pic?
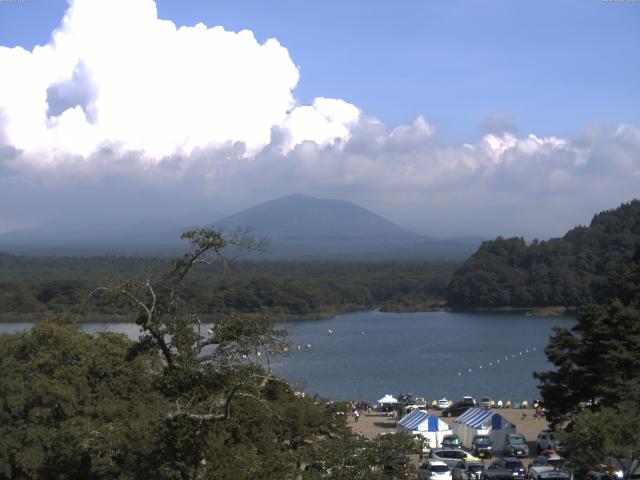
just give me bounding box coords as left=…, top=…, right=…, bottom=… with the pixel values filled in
left=447, top=199, right=640, bottom=308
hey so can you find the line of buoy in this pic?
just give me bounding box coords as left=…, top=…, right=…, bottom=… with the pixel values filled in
left=456, top=346, right=542, bottom=376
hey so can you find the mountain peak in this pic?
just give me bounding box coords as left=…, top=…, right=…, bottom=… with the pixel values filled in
left=216, top=194, right=416, bottom=240
left=261, top=193, right=352, bottom=208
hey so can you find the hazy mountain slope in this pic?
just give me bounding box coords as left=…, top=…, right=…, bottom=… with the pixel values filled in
left=0, top=193, right=481, bottom=260
left=212, top=194, right=476, bottom=259
left=0, top=209, right=225, bottom=255
left=215, top=194, right=419, bottom=239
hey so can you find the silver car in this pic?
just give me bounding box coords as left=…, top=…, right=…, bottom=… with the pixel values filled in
left=431, top=449, right=480, bottom=469
left=419, top=460, right=454, bottom=480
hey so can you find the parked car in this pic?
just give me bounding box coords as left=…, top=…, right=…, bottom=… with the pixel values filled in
left=398, top=393, right=415, bottom=405
left=490, top=457, right=527, bottom=479
left=585, top=459, right=625, bottom=480
left=438, top=398, right=451, bottom=410
left=431, top=449, right=481, bottom=469
left=527, top=465, right=572, bottom=480
left=503, top=433, right=530, bottom=457
left=462, top=396, right=477, bottom=407
left=481, top=468, right=516, bottom=480
left=479, top=397, right=492, bottom=409
left=419, top=460, right=454, bottom=480
left=442, top=435, right=463, bottom=449
left=471, top=434, right=494, bottom=459
left=529, top=453, right=565, bottom=470
left=585, top=470, right=613, bottom=480
left=415, top=396, right=428, bottom=408
left=453, top=460, right=485, bottom=480
left=536, top=431, right=566, bottom=454
left=537, top=450, right=559, bottom=459
left=586, top=469, right=619, bottom=480
left=442, top=402, right=473, bottom=418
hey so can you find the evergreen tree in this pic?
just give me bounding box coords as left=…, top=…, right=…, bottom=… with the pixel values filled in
left=535, top=249, right=640, bottom=425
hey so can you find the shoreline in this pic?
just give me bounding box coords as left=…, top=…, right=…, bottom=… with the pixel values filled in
left=448, top=305, right=578, bottom=317
left=0, top=304, right=577, bottom=324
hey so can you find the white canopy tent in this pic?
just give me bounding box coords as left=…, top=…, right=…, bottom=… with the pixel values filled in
left=378, top=394, right=398, bottom=404
left=452, top=408, right=516, bottom=449
left=397, top=410, right=452, bottom=449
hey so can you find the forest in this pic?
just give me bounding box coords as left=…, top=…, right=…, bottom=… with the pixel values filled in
left=0, top=253, right=456, bottom=321
left=447, top=200, right=640, bottom=308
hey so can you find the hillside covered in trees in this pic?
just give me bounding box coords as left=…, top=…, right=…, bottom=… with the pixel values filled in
left=0, top=255, right=456, bottom=320
left=447, top=200, right=640, bottom=308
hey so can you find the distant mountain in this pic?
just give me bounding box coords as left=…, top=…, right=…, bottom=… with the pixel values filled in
left=0, top=194, right=481, bottom=260
left=215, top=194, right=416, bottom=239
left=214, top=194, right=478, bottom=260
left=0, top=209, right=225, bottom=256
left=447, top=199, right=640, bottom=308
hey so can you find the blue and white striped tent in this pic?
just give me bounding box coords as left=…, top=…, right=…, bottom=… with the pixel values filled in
left=452, top=408, right=515, bottom=449
left=397, top=410, right=451, bottom=448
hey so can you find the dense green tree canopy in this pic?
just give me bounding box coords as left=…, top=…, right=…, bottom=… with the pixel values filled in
left=0, top=252, right=456, bottom=320
left=535, top=249, right=640, bottom=425
left=448, top=200, right=640, bottom=308
left=561, top=402, right=640, bottom=479
left=0, top=320, right=167, bottom=479
left=303, top=432, right=423, bottom=480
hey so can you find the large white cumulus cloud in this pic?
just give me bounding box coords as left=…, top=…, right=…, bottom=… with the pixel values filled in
left=0, top=0, right=639, bottom=238
left=0, top=0, right=358, bottom=162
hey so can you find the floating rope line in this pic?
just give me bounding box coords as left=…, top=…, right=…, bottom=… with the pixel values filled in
left=457, top=345, right=542, bottom=376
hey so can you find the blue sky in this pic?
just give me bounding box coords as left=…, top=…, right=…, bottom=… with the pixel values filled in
left=2, top=0, right=638, bottom=145
left=0, top=0, right=639, bottom=238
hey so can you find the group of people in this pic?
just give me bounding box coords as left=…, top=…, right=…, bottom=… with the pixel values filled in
left=349, top=400, right=374, bottom=422
left=533, top=400, right=545, bottom=419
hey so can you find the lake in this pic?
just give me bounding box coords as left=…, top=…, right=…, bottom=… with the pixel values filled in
left=0, top=310, right=573, bottom=405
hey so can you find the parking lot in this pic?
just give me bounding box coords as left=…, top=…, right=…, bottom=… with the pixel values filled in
left=348, top=408, right=551, bottom=468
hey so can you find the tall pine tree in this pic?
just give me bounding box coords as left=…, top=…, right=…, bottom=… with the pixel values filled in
left=535, top=249, right=640, bottom=425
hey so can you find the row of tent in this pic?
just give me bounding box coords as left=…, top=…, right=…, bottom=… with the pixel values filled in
left=396, top=408, right=516, bottom=449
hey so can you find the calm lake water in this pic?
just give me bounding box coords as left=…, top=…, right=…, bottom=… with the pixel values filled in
left=0, top=310, right=574, bottom=404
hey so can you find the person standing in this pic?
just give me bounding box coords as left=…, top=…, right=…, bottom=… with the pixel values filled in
left=354, top=410, right=360, bottom=423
